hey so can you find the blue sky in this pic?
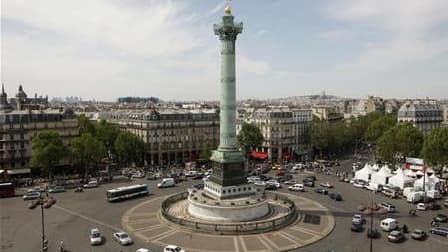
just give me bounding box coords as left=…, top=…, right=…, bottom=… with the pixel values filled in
left=2, top=0, right=448, bottom=101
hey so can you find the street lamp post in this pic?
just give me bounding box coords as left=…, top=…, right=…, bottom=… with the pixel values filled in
left=28, top=189, right=55, bottom=251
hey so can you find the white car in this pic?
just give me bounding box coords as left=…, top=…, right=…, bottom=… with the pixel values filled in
left=48, top=186, right=65, bottom=193
left=136, top=249, right=151, bottom=252
left=23, top=191, right=40, bottom=200
left=163, top=245, right=185, bottom=252
left=352, top=214, right=364, bottom=225
left=113, top=231, right=133, bottom=245
left=89, top=228, right=102, bottom=245
left=416, top=203, right=427, bottom=211
left=284, top=179, right=297, bottom=185
left=288, top=184, right=304, bottom=192
left=320, top=182, right=333, bottom=188
left=266, top=180, right=281, bottom=188
left=83, top=180, right=98, bottom=188
left=254, top=181, right=266, bottom=187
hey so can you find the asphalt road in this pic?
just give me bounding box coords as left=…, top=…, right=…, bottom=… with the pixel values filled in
left=1, top=167, right=448, bottom=252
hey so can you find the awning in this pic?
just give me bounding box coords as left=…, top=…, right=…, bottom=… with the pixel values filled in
left=250, top=151, right=268, bottom=160
left=7, top=168, right=31, bottom=175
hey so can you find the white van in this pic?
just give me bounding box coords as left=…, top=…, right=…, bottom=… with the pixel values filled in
left=380, top=218, right=398, bottom=232
left=402, top=187, right=415, bottom=198
left=157, top=178, right=175, bottom=188
left=406, top=191, right=423, bottom=203
left=426, top=190, right=441, bottom=200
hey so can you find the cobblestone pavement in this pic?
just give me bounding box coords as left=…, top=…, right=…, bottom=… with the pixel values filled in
left=122, top=193, right=335, bottom=252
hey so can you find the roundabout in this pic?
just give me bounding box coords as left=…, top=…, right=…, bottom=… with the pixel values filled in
left=122, top=193, right=335, bottom=252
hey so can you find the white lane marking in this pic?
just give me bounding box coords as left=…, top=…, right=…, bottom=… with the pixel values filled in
left=290, top=226, right=321, bottom=237
left=238, top=236, right=248, bottom=252
left=151, top=229, right=178, bottom=241
left=256, top=235, right=274, bottom=251
left=133, top=223, right=165, bottom=232
left=53, top=205, right=120, bottom=231
left=233, top=236, right=240, bottom=252
left=261, top=234, right=280, bottom=250
left=278, top=230, right=305, bottom=244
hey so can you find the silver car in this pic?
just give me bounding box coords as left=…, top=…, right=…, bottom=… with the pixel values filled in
left=113, top=231, right=133, bottom=245
left=89, top=228, right=102, bottom=245
left=23, top=191, right=40, bottom=201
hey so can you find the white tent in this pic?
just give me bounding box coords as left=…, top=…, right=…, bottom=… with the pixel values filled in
left=414, top=174, right=440, bottom=191
left=354, top=164, right=374, bottom=181
left=388, top=168, right=414, bottom=190
left=371, top=164, right=380, bottom=171
left=370, top=165, right=393, bottom=185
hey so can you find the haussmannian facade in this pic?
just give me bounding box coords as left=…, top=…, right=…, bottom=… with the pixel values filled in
left=0, top=85, right=79, bottom=177
left=238, top=107, right=312, bottom=162
left=397, top=99, right=443, bottom=136
left=107, top=109, right=219, bottom=166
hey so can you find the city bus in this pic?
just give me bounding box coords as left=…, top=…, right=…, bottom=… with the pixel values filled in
left=106, top=184, right=149, bottom=202
left=0, top=182, right=15, bottom=198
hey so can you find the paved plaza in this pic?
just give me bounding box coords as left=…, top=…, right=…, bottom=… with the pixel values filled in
left=122, top=193, right=334, bottom=252
left=2, top=167, right=448, bottom=252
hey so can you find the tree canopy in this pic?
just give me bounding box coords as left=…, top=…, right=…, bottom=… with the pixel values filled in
left=365, top=114, right=397, bottom=144
left=376, top=123, right=424, bottom=163
left=30, top=130, right=68, bottom=180
left=237, top=122, right=264, bottom=155
left=114, top=131, right=145, bottom=165
left=71, top=133, right=106, bottom=181
left=421, top=127, right=448, bottom=174
left=95, top=120, right=120, bottom=159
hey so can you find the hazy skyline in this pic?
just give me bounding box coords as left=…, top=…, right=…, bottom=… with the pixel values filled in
left=2, top=0, right=448, bottom=101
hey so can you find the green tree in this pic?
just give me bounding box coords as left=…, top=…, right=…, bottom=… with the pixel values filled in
left=237, top=122, right=264, bottom=155
left=95, top=120, right=120, bottom=159
left=76, top=114, right=96, bottom=135
left=376, top=123, right=424, bottom=163
left=71, top=133, right=106, bottom=181
left=365, top=114, right=397, bottom=143
left=200, top=140, right=217, bottom=160
left=30, top=131, right=68, bottom=181
left=421, top=127, right=448, bottom=175
left=114, top=131, right=145, bottom=165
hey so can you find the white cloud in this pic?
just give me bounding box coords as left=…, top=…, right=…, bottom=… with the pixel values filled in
left=318, top=29, right=354, bottom=41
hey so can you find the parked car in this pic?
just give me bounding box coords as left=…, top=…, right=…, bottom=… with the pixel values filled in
left=353, top=180, right=367, bottom=188
left=302, top=180, right=315, bottom=187
left=388, top=230, right=405, bottom=243
left=83, top=180, right=98, bottom=188
left=254, top=181, right=266, bottom=187
left=429, top=226, right=448, bottom=237
left=113, top=231, right=133, bottom=245
left=379, top=202, right=396, bottom=213
left=265, top=184, right=277, bottom=190
left=48, top=186, right=65, bottom=193
left=305, top=176, right=317, bottom=181
left=288, top=184, right=304, bottom=192
left=276, top=170, right=286, bottom=176
left=352, top=214, right=364, bottom=225
left=284, top=179, right=297, bottom=185
left=266, top=180, right=281, bottom=188
left=320, top=182, right=333, bottom=188
left=434, top=214, right=448, bottom=223
left=192, top=174, right=204, bottom=180
left=163, top=245, right=185, bottom=252
left=410, top=229, right=426, bottom=240
left=136, top=249, right=151, bottom=252
left=89, top=228, right=103, bottom=245
left=428, top=203, right=442, bottom=210
left=329, top=192, right=342, bottom=201
left=28, top=200, right=40, bottom=209
left=192, top=183, right=204, bottom=190
left=23, top=191, right=40, bottom=201
left=351, top=223, right=363, bottom=232
left=444, top=199, right=448, bottom=208
left=382, top=188, right=398, bottom=198
left=417, top=203, right=427, bottom=211
left=314, top=188, right=328, bottom=195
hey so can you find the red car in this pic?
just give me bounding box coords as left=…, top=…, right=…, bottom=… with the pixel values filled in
left=276, top=170, right=286, bottom=176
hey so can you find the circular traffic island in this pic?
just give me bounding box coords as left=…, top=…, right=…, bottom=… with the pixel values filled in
left=122, top=192, right=335, bottom=252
